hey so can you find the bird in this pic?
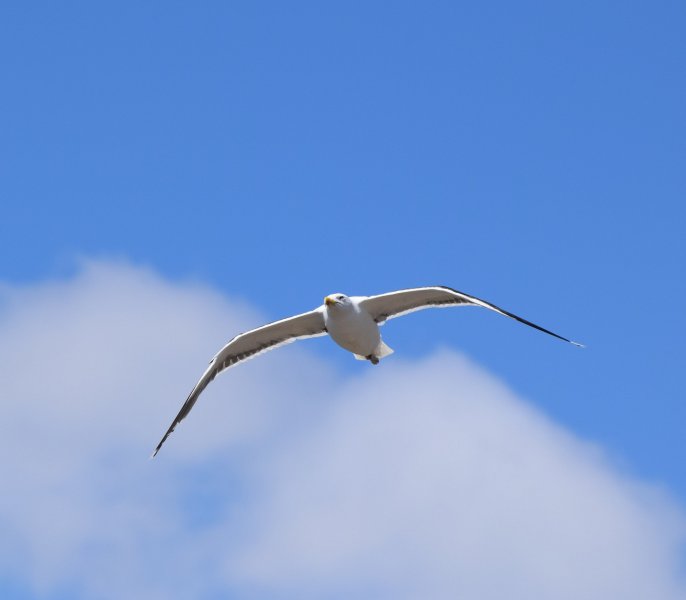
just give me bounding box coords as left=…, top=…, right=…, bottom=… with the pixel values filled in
left=152, top=285, right=582, bottom=456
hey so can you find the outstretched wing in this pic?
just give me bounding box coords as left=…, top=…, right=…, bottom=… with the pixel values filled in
left=153, top=309, right=326, bottom=457
left=358, top=286, right=582, bottom=346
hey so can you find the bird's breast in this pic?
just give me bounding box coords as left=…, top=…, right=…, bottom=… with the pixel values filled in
left=325, top=308, right=380, bottom=355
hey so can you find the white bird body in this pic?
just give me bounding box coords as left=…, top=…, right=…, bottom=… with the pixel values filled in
left=322, top=294, right=385, bottom=360
left=152, top=286, right=582, bottom=456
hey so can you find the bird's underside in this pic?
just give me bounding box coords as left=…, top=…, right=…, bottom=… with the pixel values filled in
left=152, top=285, right=582, bottom=456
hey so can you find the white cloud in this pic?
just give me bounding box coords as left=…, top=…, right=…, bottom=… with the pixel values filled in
left=0, top=261, right=683, bottom=599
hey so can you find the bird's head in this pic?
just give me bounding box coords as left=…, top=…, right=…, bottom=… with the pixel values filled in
left=324, top=293, right=351, bottom=308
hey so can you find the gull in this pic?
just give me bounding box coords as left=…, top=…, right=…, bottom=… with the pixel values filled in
left=152, top=286, right=582, bottom=456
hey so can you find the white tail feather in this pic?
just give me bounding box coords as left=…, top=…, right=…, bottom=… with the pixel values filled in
left=375, top=341, right=394, bottom=359
left=353, top=341, right=394, bottom=362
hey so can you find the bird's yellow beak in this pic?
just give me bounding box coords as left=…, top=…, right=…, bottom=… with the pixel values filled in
left=325, top=296, right=336, bottom=306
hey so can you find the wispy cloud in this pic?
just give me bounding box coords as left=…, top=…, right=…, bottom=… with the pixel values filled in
left=0, top=261, right=683, bottom=599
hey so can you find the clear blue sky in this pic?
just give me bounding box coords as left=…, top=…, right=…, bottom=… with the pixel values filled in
left=1, top=0, right=684, bottom=563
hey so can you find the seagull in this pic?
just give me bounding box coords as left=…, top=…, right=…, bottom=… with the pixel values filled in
left=152, top=286, right=582, bottom=456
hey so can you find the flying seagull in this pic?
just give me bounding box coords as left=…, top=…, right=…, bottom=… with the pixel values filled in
left=152, top=286, right=582, bottom=456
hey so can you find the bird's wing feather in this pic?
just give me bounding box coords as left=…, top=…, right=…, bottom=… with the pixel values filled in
left=152, top=309, right=326, bottom=457
left=358, top=286, right=582, bottom=346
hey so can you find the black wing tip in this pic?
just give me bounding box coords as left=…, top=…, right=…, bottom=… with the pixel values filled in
left=516, top=320, right=584, bottom=348
left=550, top=335, right=585, bottom=347
left=506, top=313, right=582, bottom=347
left=150, top=438, right=165, bottom=459
left=436, top=285, right=584, bottom=348
left=150, top=424, right=176, bottom=459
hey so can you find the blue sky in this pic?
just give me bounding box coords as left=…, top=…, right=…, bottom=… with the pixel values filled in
left=1, top=2, right=685, bottom=598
